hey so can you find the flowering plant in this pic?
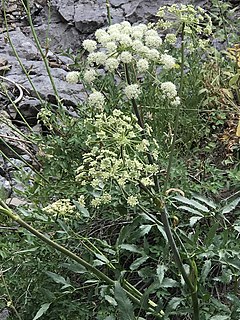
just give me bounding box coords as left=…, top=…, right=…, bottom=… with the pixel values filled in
left=75, top=109, right=159, bottom=208
left=66, top=20, right=180, bottom=113
left=2, top=2, right=240, bottom=320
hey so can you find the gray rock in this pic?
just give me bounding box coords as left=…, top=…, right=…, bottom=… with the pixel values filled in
left=27, top=21, right=82, bottom=52
left=16, top=0, right=212, bottom=53
left=58, top=0, right=75, bottom=22
left=0, top=176, right=11, bottom=198
left=122, top=0, right=189, bottom=22
left=0, top=28, right=87, bottom=106
left=74, top=3, right=107, bottom=34
left=0, top=113, right=32, bottom=158
left=0, top=308, right=10, bottom=320
left=0, top=155, right=5, bottom=176
left=17, top=98, right=42, bottom=126
left=110, top=0, right=130, bottom=7
left=6, top=197, right=28, bottom=207
left=6, top=158, right=28, bottom=170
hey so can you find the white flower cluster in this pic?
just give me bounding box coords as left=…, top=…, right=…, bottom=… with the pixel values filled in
left=82, top=39, right=97, bottom=53
left=37, top=108, right=53, bottom=130
left=43, top=199, right=76, bottom=217
left=161, top=82, right=181, bottom=106
left=160, top=53, right=176, bottom=69
left=88, top=91, right=105, bottom=110
left=156, top=4, right=212, bottom=38
left=85, top=21, right=176, bottom=74
left=83, top=68, right=97, bottom=83
left=67, top=21, right=179, bottom=107
left=66, top=71, right=79, bottom=84
left=127, top=195, right=139, bottom=207
left=165, top=33, right=177, bottom=45
left=83, top=21, right=178, bottom=96
left=75, top=110, right=159, bottom=207
left=124, top=84, right=141, bottom=100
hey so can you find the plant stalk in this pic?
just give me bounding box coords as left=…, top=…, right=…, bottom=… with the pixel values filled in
left=160, top=22, right=200, bottom=320
left=106, top=0, right=112, bottom=26
left=124, top=64, right=160, bottom=192
left=0, top=201, right=164, bottom=318
left=0, top=271, right=22, bottom=320
left=163, top=22, right=185, bottom=194
left=20, top=0, right=62, bottom=107
left=2, top=0, right=44, bottom=104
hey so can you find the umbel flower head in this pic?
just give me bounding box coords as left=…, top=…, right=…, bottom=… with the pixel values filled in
left=66, top=71, right=79, bottom=84
left=84, top=20, right=178, bottom=74
left=88, top=91, right=105, bottom=110
left=43, top=199, right=76, bottom=218
left=156, top=4, right=213, bottom=43
left=161, top=81, right=180, bottom=106
left=75, top=109, right=159, bottom=208
left=80, top=21, right=179, bottom=105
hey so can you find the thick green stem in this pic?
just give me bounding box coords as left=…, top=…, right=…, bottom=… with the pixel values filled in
left=124, top=64, right=160, bottom=192
left=159, top=205, right=195, bottom=291
left=0, top=201, right=164, bottom=318
left=124, top=26, right=199, bottom=318
left=163, top=22, right=185, bottom=194
left=106, top=0, right=112, bottom=26
left=159, top=22, right=200, bottom=320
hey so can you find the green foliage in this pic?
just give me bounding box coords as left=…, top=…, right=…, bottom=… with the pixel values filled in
left=114, top=282, right=135, bottom=320
left=1, top=2, right=240, bottom=320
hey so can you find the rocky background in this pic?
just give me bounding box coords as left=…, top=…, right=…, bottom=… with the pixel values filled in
left=0, top=0, right=238, bottom=208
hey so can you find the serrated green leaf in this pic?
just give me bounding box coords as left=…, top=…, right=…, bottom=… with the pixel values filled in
left=192, top=194, right=216, bottom=209
left=179, top=205, right=204, bottom=216
left=156, top=225, right=168, bottom=242
left=104, top=295, right=118, bottom=306
left=174, top=195, right=209, bottom=212
left=139, top=286, right=151, bottom=310
left=221, top=197, right=240, bottom=214
left=45, top=271, right=72, bottom=288
left=93, top=259, right=106, bottom=267
left=130, top=256, right=149, bottom=271
left=166, top=297, right=184, bottom=313
left=229, top=73, right=239, bottom=86
left=204, top=222, right=219, bottom=246
left=211, top=297, right=230, bottom=312
left=156, top=265, right=167, bottom=285
left=201, top=260, right=211, bottom=282
left=209, top=315, right=229, bottom=320
left=119, top=244, right=142, bottom=254
left=141, top=212, right=156, bottom=223
left=220, top=257, right=240, bottom=270
left=33, top=303, right=51, bottom=320
left=114, top=281, right=135, bottom=320
left=161, top=278, right=179, bottom=288
left=234, top=225, right=240, bottom=233
left=61, top=262, right=86, bottom=274
left=139, top=224, right=152, bottom=236
left=116, top=225, right=130, bottom=246
left=189, top=216, right=203, bottom=227
left=95, top=253, right=110, bottom=264
left=73, top=200, right=90, bottom=217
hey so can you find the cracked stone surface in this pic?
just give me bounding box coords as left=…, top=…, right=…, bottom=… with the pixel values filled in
left=21, top=0, right=206, bottom=52
left=0, top=28, right=87, bottom=105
